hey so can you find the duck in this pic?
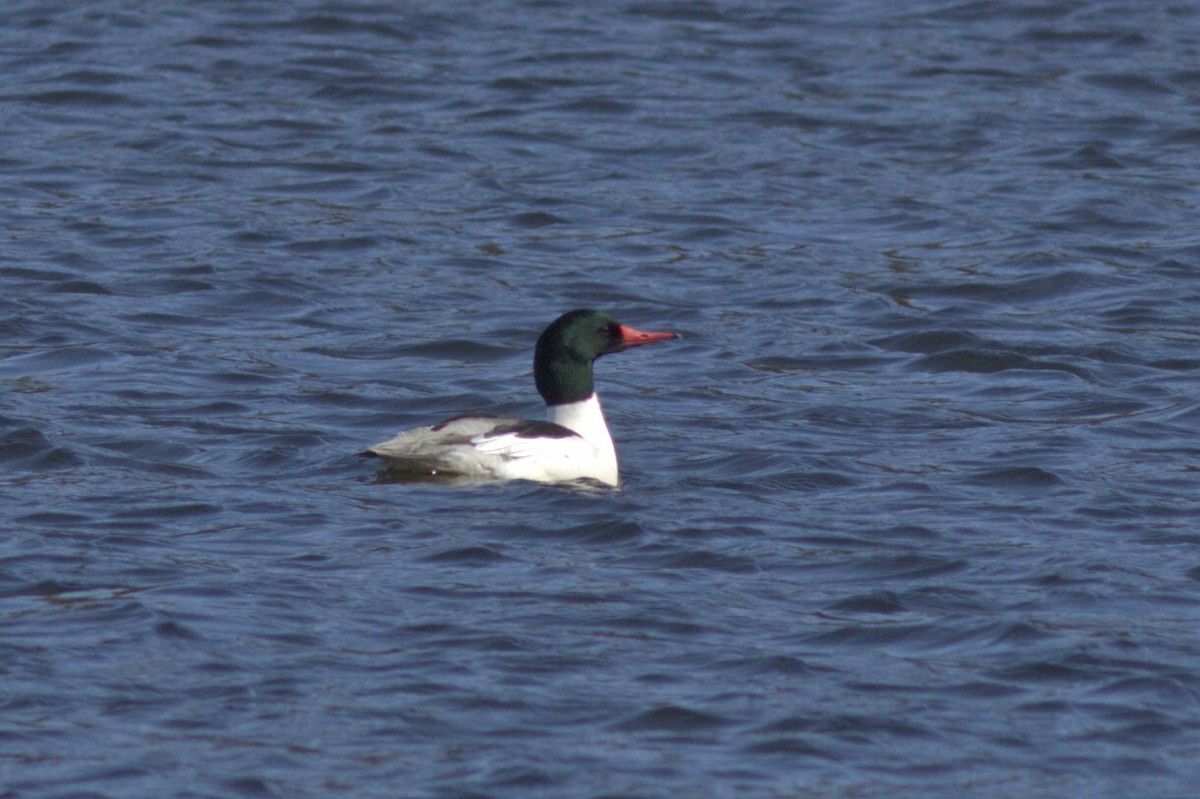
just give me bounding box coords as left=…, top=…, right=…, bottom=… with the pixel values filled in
left=366, top=309, right=678, bottom=486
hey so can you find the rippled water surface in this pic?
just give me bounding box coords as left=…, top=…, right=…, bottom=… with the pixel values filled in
left=4, top=1, right=1200, bottom=797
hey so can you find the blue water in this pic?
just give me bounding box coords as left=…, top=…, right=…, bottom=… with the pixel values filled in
left=4, top=2, right=1200, bottom=797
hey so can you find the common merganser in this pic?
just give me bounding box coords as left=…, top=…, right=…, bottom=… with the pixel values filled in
left=366, top=309, right=678, bottom=486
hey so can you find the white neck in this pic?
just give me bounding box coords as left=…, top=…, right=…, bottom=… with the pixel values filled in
left=547, top=393, right=616, bottom=467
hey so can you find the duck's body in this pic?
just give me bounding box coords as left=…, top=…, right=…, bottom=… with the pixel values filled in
left=368, top=395, right=616, bottom=484
left=367, top=310, right=676, bottom=486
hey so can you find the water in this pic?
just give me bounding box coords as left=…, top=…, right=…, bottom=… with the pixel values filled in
left=3, top=1, right=1200, bottom=797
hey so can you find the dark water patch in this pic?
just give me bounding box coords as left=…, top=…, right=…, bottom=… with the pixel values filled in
left=1149, top=358, right=1200, bottom=371
left=840, top=554, right=969, bottom=582
left=1030, top=397, right=1150, bottom=421
left=717, top=655, right=821, bottom=678
left=758, top=713, right=934, bottom=742
left=120, top=503, right=221, bottom=521
left=282, top=14, right=415, bottom=42
left=230, top=432, right=332, bottom=471
left=940, top=680, right=1024, bottom=699
left=805, top=622, right=983, bottom=651
left=826, top=590, right=907, bottom=614
left=488, top=76, right=587, bottom=93
left=478, top=126, right=580, bottom=146
left=200, top=370, right=286, bottom=387
left=989, top=622, right=1056, bottom=647
left=1092, top=674, right=1200, bottom=705
left=618, top=547, right=758, bottom=574
left=221, top=776, right=280, bottom=798
left=723, top=110, right=829, bottom=130
left=92, top=436, right=207, bottom=466
left=48, top=279, right=111, bottom=295
left=677, top=451, right=801, bottom=480
left=1043, top=144, right=1126, bottom=170
left=962, top=466, right=1064, bottom=488
left=746, top=353, right=893, bottom=373
left=743, top=736, right=829, bottom=756
left=1, top=266, right=80, bottom=283
left=14, top=510, right=91, bottom=526
left=624, top=3, right=730, bottom=23
left=421, top=546, right=510, bottom=566
left=669, top=520, right=766, bottom=541
left=1164, top=127, right=1200, bottom=145
left=260, top=178, right=369, bottom=197
left=1079, top=721, right=1183, bottom=747
left=509, top=211, right=570, bottom=228
left=283, top=235, right=380, bottom=253
left=595, top=612, right=709, bottom=638
left=120, top=312, right=215, bottom=329
left=912, top=349, right=1093, bottom=380
left=3, top=579, right=107, bottom=600
left=888, top=269, right=1113, bottom=305
left=227, top=229, right=291, bottom=246
left=644, top=211, right=740, bottom=228
left=0, top=427, right=82, bottom=470
left=879, top=525, right=942, bottom=542
left=799, top=402, right=921, bottom=432
left=1083, top=72, right=1174, bottom=95
left=676, top=226, right=738, bottom=242
left=1098, top=300, right=1177, bottom=329
left=154, top=619, right=202, bottom=640
left=177, top=34, right=245, bottom=49
left=54, top=69, right=130, bottom=87
left=188, top=289, right=311, bottom=319
left=999, top=661, right=1101, bottom=685
left=388, top=339, right=515, bottom=361
left=551, top=97, right=634, bottom=115
left=871, top=329, right=981, bottom=354
left=473, top=517, right=647, bottom=546
left=2, top=345, right=117, bottom=374
left=18, top=89, right=138, bottom=107
left=758, top=469, right=856, bottom=492
left=612, top=704, right=731, bottom=733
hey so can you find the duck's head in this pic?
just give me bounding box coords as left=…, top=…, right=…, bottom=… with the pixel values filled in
left=533, top=309, right=677, bottom=406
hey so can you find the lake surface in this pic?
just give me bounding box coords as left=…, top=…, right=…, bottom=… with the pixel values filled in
left=3, top=1, right=1200, bottom=797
